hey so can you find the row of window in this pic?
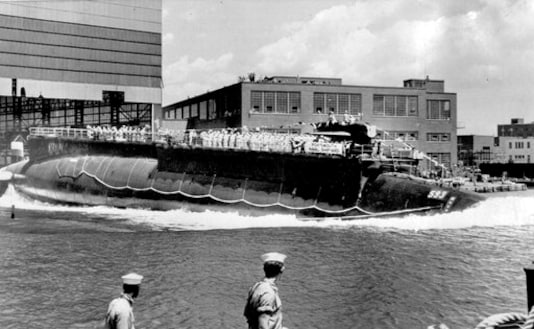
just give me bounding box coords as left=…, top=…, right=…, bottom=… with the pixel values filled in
left=166, top=99, right=217, bottom=120
left=359, top=131, right=451, bottom=142
left=250, top=92, right=451, bottom=120
left=509, top=141, right=531, bottom=149
left=0, top=102, right=151, bottom=129
left=380, top=131, right=418, bottom=141
left=313, top=93, right=361, bottom=115
left=427, top=133, right=450, bottom=142
left=373, top=95, right=418, bottom=117
left=251, top=91, right=301, bottom=114
left=509, top=154, right=531, bottom=161
left=164, top=92, right=453, bottom=120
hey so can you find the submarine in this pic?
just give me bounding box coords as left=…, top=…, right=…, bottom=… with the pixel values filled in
left=0, top=125, right=484, bottom=219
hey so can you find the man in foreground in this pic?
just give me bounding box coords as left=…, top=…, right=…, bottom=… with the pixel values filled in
left=244, top=252, right=288, bottom=329
left=104, top=272, right=143, bottom=329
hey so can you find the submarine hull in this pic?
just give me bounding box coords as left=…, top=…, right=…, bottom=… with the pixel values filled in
left=0, top=137, right=485, bottom=218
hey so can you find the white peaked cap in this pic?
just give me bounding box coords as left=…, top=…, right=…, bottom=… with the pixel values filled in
left=121, top=273, right=143, bottom=285
left=261, top=252, right=287, bottom=264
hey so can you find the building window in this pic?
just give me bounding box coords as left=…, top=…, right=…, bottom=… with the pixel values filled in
left=384, top=96, right=395, bottom=116
left=426, top=100, right=451, bottom=120
left=427, top=133, right=451, bottom=142
left=251, top=91, right=262, bottom=112
left=373, top=95, right=418, bottom=117
left=326, top=93, right=336, bottom=113
left=509, top=141, right=513, bottom=149
left=208, top=99, right=216, bottom=119
left=396, top=96, right=407, bottom=116
left=408, top=96, right=418, bottom=116
left=350, top=94, right=361, bottom=116
left=314, top=93, right=324, bottom=113
left=191, top=103, right=198, bottom=118
left=183, top=105, right=190, bottom=119
left=514, top=141, right=525, bottom=149
left=427, top=152, right=451, bottom=168
left=289, top=92, right=300, bottom=113
left=276, top=92, right=288, bottom=113
left=199, top=101, right=207, bottom=120
left=264, top=92, right=275, bottom=113
left=373, top=96, right=384, bottom=115
left=385, top=131, right=418, bottom=141
left=313, top=92, right=360, bottom=115
left=250, top=91, right=301, bottom=114
left=338, top=93, right=349, bottom=113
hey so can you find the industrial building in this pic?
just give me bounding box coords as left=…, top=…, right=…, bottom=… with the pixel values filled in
left=163, top=76, right=458, bottom=168
left=457, top=135, right=496, bottom=166
left=459, top=119, right=534, bottom=165
left=0, top=0, right=162, bottom=164
left=498, top=118, right=534, bottom=137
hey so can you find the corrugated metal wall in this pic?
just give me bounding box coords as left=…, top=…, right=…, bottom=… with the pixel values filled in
left=0, top=0, right=161, bottom=89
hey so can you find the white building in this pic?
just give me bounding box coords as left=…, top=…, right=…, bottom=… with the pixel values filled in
left=494, top=136, right=534, bottom=163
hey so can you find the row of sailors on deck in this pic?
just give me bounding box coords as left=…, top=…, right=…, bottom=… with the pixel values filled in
left=157, top=128, right=347, bottom=155
left=184, top=129, right=338, bottom=154
left=86, top=125, right=151, bottom=142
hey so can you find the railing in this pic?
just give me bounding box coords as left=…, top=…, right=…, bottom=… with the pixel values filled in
left=29, top=127, right=90, bottom=139
left=27, top=126, right=423, bottom=163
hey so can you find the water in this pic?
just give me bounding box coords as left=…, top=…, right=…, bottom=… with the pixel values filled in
left=0, top=187, right=534, bottom=329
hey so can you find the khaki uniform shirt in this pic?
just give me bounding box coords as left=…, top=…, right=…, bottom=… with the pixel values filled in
left=244, top=278, right=283, bottom=329
left=104, top=294, right=135, bottom=329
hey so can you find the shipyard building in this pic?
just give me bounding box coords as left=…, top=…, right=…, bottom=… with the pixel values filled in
left=163, top=76, right=458, bottom=168
left=0, top=0, right=162, bottom=164
left=459, top=118, right=534, bottom=165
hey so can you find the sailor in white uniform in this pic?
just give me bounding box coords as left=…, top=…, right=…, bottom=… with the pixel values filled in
left=244, top=252, right=289, bottom=329
left=104, top=273, right=143, bottom=329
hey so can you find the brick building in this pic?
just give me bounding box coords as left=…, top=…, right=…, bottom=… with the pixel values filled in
left=498, top=118, right=534, bottom=137
left=163, top=76, right=458, bottom=168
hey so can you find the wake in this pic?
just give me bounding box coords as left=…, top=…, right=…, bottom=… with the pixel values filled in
left=1, top=184, right=533, bottom=231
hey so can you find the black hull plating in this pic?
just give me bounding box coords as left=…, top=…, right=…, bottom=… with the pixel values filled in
left=1, top=137, right=485, bottom=218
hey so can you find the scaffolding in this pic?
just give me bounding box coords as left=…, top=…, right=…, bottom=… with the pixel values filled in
left=0, top=93, right=153, bottom=165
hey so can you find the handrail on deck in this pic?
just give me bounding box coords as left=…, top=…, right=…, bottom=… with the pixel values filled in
left=29, top=127, right=89, bottom=139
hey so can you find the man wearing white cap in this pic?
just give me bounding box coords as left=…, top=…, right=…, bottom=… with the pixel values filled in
left=244, top=252, right=288, bottom=329
left=104, top=273, right=143, bottom=329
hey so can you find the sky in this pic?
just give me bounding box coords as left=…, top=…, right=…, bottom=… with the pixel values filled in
left=161, top=0, right=534, bottom=136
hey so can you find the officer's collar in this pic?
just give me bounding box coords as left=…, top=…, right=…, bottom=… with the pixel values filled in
left=121, top=293, right=135, bottom=305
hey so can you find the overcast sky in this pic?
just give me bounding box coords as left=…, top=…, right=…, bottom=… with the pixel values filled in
left=161, top=0, right=534, bottom=135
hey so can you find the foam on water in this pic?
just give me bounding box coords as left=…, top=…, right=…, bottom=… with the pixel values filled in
left=1, top=184, right=533, bottom=231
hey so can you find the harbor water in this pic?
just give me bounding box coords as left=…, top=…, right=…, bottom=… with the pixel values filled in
left=1, top=187, right=534, bottom=329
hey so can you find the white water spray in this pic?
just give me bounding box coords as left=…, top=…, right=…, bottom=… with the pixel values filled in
left=1, top=184, right=533, bottom=231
